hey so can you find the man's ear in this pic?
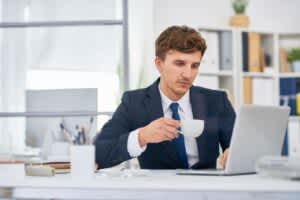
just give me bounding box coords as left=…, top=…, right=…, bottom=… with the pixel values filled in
left=155, top=56, right=163, bottom=73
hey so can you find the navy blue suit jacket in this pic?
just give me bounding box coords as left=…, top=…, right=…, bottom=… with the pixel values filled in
left=94, top=79, right=236, bottom=169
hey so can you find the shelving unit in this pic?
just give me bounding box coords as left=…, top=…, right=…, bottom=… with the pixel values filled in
left=196, top=26, right=300, bottom=111
left=242, top=72, right=275, bottom=78
left=197, top=26, right=300, bottom=156
left=279, top=73, right=300, bottom=78
left=199, top=70, right=233, bottom=77
left=277, top=32, right=300, bottom=156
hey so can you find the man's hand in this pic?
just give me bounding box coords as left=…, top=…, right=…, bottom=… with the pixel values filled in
left=217, top=148, right=230, bottom=169
left=138, top=117, right=180, bottom=147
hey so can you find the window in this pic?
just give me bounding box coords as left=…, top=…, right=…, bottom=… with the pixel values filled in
left=0, top=0, right=129, bottom=152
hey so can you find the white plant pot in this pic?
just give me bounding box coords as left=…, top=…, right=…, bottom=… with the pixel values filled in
left=292, top=61, right=300, bottom=72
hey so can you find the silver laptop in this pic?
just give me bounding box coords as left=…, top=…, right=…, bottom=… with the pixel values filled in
left=177, top=105, right=290, bottom=176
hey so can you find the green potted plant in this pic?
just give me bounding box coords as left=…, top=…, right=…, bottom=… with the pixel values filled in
left=229, top=0, right=250, bottom=28
left=232, top=0, right=248, bottom=14
left=287, top=48, right=300, bottom=72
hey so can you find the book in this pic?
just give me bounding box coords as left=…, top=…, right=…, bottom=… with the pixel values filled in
left=279, top=48, right=290, bottom=73
left=242, top=32, right=248, bottom=72
left=248, top=32, right=262, bottom=72
left=26, top=161, right=70, bottom=176
left=0, top=160, right=24, bottom=164
left=297, top=94, right=300, bottom=115
left=200, top=31, right=219, bottom=72
left=25, top=165, right=56, bottom=176
left=209, top=31, right=220, bottom=72
left=219, top=31, right=232, bottom=70
left=280, top=78, right=297, bottom=115
left=252, top=78, right=274, bottom=105
left=243, top=77, right=252, bottom=104
left=259, top=47, right=266, bottom=72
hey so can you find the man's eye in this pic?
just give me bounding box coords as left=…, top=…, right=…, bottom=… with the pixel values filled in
left=192, top=64, right=200, bottom=69
left=175, top=62, right=185, bottom=66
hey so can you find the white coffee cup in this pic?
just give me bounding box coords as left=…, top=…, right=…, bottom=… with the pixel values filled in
left=180, top=119, right=205, bottom=138
left=48, top=142, right=70, bottom=162
left=70, top=145, right=95, bottom=179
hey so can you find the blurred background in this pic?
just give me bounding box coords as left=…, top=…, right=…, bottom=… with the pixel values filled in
left=0, top=0, right=300, bottom=165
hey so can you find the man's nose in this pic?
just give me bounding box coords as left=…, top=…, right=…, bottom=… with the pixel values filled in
left=182, top=67, right=193, bottom=79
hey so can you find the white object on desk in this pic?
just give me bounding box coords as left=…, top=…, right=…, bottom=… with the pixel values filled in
left=0, top=163, right=25, bottom=180
left=70, top=145, right=94, bottom=179
left=256, top=156, right=300, bottom=179
left=47, top=142, right=70, bottom=162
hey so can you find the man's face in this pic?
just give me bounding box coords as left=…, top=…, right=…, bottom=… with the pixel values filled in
left=155, top=50, right=202, bottom=99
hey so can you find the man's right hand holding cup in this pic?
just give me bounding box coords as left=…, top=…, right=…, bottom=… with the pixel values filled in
left=138, top=117, right=180, bottom=147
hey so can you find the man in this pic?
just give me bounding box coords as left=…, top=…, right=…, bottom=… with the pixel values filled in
left=94, top=25, right=235, bottom=170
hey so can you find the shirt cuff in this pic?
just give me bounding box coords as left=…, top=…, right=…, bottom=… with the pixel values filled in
left=127, top=128, right=147, bottom=157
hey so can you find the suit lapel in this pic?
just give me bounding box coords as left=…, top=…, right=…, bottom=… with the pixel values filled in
left=144, top=79, right=164, bottom=122
left=190, top=86, right=207, bottom=120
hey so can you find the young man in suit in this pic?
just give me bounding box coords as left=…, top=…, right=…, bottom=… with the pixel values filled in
left=94, top=25, right=235, bottom=169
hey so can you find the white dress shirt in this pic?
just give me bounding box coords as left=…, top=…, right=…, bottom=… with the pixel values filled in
left=127, top=85, right=199, bottom=167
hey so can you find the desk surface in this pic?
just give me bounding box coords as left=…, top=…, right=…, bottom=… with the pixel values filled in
left=1, top=170, right=300, bottom=200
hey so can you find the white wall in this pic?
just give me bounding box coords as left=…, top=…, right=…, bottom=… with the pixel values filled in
left=153, top=0, right=300, bottom=35
left=247, top=0, right=300, bottom=32
left=131, top=0, right=300, bottom=85
left=128, top=0, right=156, bottom=88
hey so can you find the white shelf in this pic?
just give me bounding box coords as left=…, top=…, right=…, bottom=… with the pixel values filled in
left=242, top=72, right=275, bottom=78
left=279, top=32, right=300, bottom=37
left=279, top=73, right=300, bottom=78
left=197, top=26, right=234, bottom=32
left=199, top=70, right=233, bottom=77
left=238, top=28, right=275, bottom=35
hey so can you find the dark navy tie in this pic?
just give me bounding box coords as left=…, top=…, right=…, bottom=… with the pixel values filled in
left=170, top=102, right=189, bottom=169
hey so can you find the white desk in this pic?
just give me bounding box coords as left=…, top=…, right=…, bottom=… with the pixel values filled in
left=0, top=170, right=300, bottom=200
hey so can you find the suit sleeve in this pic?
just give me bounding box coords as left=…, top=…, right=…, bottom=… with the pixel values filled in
left=93, top=92, right=133, bottom=169
left=218, top=92, right=236, bottom=151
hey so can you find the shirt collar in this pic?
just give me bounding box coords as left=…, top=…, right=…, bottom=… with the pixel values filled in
left=158, top=83, right=190, bottom=114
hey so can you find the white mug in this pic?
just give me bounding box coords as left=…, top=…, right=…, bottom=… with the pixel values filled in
left=70, top=145, right=95, bottom=179
left=48, top=142, right=70, bottom=162
left=180, top=119, right=205, bottom=138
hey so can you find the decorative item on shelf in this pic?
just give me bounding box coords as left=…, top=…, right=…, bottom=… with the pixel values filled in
left=287, top=48, right=300, bottom=72
left=296, top=93, right=300, bottom=115
left=229, top=0, right=250, bottom=28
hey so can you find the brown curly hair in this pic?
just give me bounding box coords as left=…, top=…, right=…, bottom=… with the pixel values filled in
left=155, top=25, right=207, bottom=60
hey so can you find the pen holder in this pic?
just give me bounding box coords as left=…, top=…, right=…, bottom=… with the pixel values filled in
left=70, top=145, right=95, bottom=180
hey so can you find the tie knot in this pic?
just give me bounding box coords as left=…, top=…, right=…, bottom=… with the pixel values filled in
left=170, top=102, right=179, bottom=113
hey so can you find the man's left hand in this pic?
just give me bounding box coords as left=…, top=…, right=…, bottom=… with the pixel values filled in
left=217, top=148, right=229, bottom=169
